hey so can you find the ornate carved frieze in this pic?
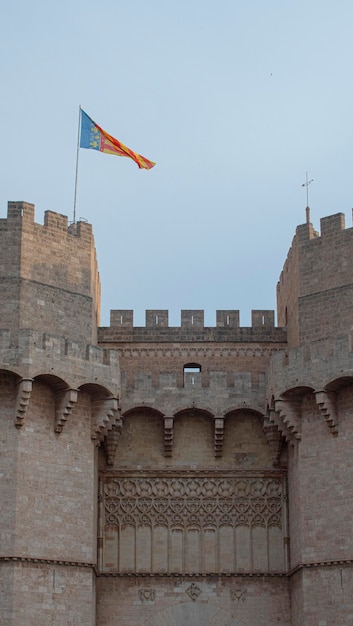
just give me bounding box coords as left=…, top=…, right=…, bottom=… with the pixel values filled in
left=15, top=378, right=33, bottom=428
left=100, top=471, right=287, bottom=575
left=103, top=474, right=284, bottom=530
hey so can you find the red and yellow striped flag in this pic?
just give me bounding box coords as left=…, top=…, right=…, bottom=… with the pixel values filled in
left=80, top=109, right=155, bottom=170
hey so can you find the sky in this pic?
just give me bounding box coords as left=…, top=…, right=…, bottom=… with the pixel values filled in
left=1, top=0, right=353, bottom=327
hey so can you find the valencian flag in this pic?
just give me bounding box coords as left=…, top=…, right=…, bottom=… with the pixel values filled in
left=79, top=109, right=156, bottom=170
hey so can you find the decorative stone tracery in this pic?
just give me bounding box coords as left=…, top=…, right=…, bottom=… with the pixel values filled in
left=103, top=474, right=283, bottom=529
left=100, top=472, right=287, bottom=575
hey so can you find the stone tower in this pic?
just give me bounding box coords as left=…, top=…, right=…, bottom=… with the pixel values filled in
left=0, top=202, right=119, bottom=625
left=270, top=212, right=353, bottom=625
left=1, top=202, right=353, bottom=625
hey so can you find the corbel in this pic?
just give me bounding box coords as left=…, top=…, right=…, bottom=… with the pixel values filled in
left=164, top=417, right=174, bottom=457
left=91, top=397, right=119, bottom=443
left=314, top=390, right=338, bottom=434
left=15, top=378, right=33, bottom=428
left=54, top=389, right=78, bottom=433
left=214, top=416, right=224, bottom=457
left=273, top=398, right=302, bottom=441
left=104, top=417, right=123, bottom=465
left=263, top=417, right=283, bottom=465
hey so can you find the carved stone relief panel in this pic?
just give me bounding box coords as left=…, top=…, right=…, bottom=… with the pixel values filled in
left=100, top=471, right=287, bottom=575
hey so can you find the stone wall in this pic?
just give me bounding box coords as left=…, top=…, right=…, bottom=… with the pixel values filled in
left=96, top=576, right=291, bottom=626
left=0, top=562, right=95, bottom=626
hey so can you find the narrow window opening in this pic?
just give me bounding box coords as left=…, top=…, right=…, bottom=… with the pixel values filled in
left=191, top=315, right=194, bottom=325
left=226, top=315, right=230, bottom=326
left=262, top=315, right=265, bottom=325
left=120, top=315, right=123, bottom=325
left=183, top=363, right=201, bottom=386
left=155, top=314, right=159, bottom=325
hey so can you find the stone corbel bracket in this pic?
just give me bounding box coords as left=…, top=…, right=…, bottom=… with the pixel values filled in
left=55, top=389, right=78, bottom=433
left=91, top=397, right=119, bottom=443
left=272, top=398, right=302, bottom=442
left=214, top=417, right=224, bottom=457
left=267, top=408, right=292, bottom=442
left=104, top=418, right=123, bottom=465
left=263, top=417, right=283, bottom=465
left=15, top=378, right=33, bottom=429
left=315, top=390, right=338, bottom=434
left=164, top=417, right=174, bottom=457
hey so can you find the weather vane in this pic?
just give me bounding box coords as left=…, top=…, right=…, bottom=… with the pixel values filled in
left=301, top=171, right=314, bottom=208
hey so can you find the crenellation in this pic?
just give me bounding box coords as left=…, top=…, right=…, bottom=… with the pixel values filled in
left=181, top=309, right=204, bottom=328
left=146, top=309, right=168, bottom=327
left=43, top=210, right=69, bottom=231
left=320, top=212, right=346, bottom=237
left=110, top=309, right=133, bottom=327
left=216, top=309, right=240, bottom=327
left=252, top=310, right=275, bottom=328
left=7, top=201, right=35, bottom=221
left=0, top=202, right=101, bottom=344
left=99, top=311, right=286, bottom=345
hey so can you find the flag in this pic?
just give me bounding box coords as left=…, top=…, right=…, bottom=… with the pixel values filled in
left=79, top=109, right=156, bottom=170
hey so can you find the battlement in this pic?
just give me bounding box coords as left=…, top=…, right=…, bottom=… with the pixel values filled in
left=277, top=212, right=353, bottom=346
left=99, top=309, right=286, bottom=343
left=3, top=201, right=93, bottom=238
left=0, top=328, right=120, bottom=396
left=0, top=202, right=100, bottom=345
left=278, top=212, right=350, bottom=287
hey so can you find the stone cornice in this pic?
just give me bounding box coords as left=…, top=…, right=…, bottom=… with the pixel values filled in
left=4, top=555, right=350, bottom=578
left=97, top=571, right=288, bottom=578
left=99, top=468, right=286, bottom=478
left=0, top=556, right=95, bottom=569
left=116, top=346, right=285, bottom=359
left=288, top=559, right=353, bottom=577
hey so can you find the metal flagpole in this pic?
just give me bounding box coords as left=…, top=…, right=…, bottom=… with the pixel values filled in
left=73, top=105, right=82, bottom=225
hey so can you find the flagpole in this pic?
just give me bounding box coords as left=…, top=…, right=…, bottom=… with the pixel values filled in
left=73, top=105, right=82, bottom=225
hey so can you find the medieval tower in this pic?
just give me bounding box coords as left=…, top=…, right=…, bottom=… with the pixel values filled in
left=1, top=200, right=353, bottom=625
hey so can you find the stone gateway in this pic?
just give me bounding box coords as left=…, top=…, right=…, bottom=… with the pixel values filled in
left=0, top=201, right=352, bottom=625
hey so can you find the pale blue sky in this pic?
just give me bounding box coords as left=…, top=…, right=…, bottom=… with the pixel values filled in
left=1, top=0, right=352, bottom=326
